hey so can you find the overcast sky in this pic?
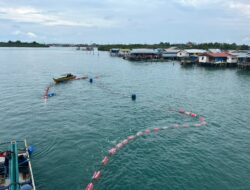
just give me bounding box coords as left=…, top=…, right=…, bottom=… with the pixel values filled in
left=0, top=0, right=250, bottom=44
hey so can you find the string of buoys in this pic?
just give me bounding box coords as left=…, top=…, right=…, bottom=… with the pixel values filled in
left=43, top=74, right=137, bottom=102
left=43, top=85, right=56, bottom=100
left=43, top=76, right=89, bottom=101
left=84, top=109, right=207, bottom=190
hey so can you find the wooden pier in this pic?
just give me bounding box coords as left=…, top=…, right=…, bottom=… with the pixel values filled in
left=238, top=62, right=250, bottom=70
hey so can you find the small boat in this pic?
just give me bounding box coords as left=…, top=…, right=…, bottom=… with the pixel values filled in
left=0, top=140, right=36, bottom=190
left=53, top=73, right=76, bottom=83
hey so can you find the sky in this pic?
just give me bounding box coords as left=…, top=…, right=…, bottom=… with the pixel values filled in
left=0, top=0, right=250, bottom=44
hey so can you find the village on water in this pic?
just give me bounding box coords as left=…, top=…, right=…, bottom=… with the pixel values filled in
left=94, top=47, right=250, bottom=70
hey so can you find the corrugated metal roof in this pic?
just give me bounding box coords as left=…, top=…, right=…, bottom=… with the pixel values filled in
left=185, top=49, right=207, bottom=53
left=162, top=53, right=178, bottom=57
left=231, top=53, right=250, bottom=58
left=208, top=49, right=222, bottom=53
left=204, top=52, right=233, bottom=58
left=130, top=49, right=159, bottom=54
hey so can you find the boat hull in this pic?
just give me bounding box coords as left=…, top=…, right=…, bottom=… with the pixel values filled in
left=53, top=76, right=76, bottom=83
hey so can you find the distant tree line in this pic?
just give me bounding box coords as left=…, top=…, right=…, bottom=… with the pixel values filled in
left=97, top=42, right=249, bottom=51
left=0, top=41, right=49, bottom=47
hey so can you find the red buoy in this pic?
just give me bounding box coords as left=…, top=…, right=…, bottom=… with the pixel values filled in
left=154, top=128, right=160, bottom=132
left=102, top=156, right=109, bottom=166
left=127, top=136, right=135, bottom=141
left=116, top=143, right=124, bottom=149
left=109, top=148, right=117, bottom=156
left=191, top=113, right=197, bottom=117
left=122, top=139, right=129, bottom=145
left=92, top=171, right=101, bottom=181
left=85, top=183, right=94, bottom=190
left=145, top=129, right=151, bottom=134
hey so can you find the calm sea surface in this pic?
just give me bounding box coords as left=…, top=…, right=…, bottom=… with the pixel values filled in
left=0, top=47, right=250, bottom=190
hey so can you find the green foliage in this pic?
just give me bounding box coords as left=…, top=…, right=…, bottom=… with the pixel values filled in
left=97, top=42, right=249, bottom=51
left=0, top=41, right=49, bottom=47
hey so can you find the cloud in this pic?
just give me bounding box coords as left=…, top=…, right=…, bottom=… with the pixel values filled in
left=174, top=0, right=250, bottom=20
left=174, top=0, right=222, bottom=8
left=0, top=6, right=117, bottom=27
left=26, top=32, right=37, bottom=38
left=229, top=2, right=250, bottom=18
left=12, top=30, right=37, bottom=38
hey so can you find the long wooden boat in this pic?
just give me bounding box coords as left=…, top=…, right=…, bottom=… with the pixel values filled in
left=0, top=140, right=36, bottom=190
left=53, top=73, right=76, bottom=83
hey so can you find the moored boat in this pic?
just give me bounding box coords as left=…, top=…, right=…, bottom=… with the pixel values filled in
left=0, top=140, right=36, bottom=190
left=53, top=73, right=76, bottom=83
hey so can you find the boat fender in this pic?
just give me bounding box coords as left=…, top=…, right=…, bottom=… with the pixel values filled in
left=85, top=183, right=94, bottom=190
left=102, top=156, right=109, bottom=166
left=92, top=171, right=101, bottom=180
left=109, top=148, right=117, bottom=156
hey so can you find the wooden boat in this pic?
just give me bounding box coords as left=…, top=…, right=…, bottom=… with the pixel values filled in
left=53, top=73, right=76, bottom=83
left=0, top=140, right=36, bottom=190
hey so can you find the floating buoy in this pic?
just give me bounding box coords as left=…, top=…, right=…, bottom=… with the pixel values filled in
left=145, top=129, right=151, bottom=134
left=179, top=109, right=185, bottom=114
left=122, top=139, right=129, bottom=145
left=85, top=183, right=94, bottom=190
left=191, top=113, right=197, bottom=117
left=154, top=128, right=160, bottom=132
left=48, top=93, right=56, bottom=97
left=89, top=78, right=93, bottom=83
left=116, top=143, right=124, bottom=149
left=109, top=148, right=117, bottom=156
left=102, top=156, right=109, bottom=166
left=200, top=121, right=207, bottom=125
left=136, top=131, right=144, bottom=137
left=131, top=94, right=136, bottom=101
left=127, top=135, right=135, bottom=141
left=92, top=171, right=101, bottom=181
